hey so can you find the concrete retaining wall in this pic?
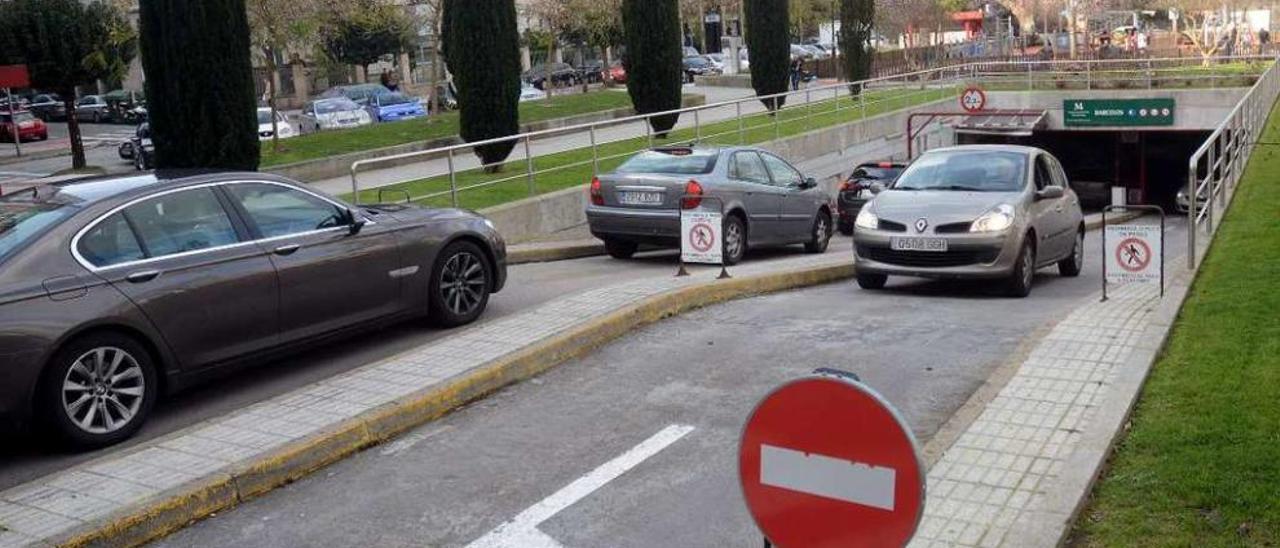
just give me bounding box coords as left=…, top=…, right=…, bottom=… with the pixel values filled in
left=264, top=95, right=706, bottom=183
left=482, top=96, right=956, bottom=241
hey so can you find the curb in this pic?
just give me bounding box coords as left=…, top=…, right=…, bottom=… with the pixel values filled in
left=50, top=261, right=854, bottom=548
left=507, top=242, right=605, bottom=265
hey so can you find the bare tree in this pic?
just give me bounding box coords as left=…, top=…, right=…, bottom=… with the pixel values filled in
left=1164, top=0, right=1251, bottom=62
left=247, top=0, right=320, bottom=151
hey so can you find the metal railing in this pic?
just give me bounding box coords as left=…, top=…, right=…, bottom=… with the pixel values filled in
left=1185, top=57, right=1280, bottom=268
left=348, top=55, right=1275, bottom=211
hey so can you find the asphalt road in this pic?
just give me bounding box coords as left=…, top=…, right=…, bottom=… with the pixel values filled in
left=151, top=219, right=1187, bottom=548
left=0, top=239, right=844, bottom=492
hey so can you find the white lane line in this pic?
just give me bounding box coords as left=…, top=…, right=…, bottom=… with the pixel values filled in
left=466, top=424, right=696, bottom=548
left=760, top=444, right=897, bottom=511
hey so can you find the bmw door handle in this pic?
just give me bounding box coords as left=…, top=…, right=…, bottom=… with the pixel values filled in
left=273, top=244, right=301, bottom=256
left=125, top=270, right=161, bottom=284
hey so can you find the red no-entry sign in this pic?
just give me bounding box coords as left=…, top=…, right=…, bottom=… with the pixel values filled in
left=739, top=372, right=925, bottom=548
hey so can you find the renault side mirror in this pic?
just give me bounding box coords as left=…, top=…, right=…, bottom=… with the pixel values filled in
left=802, top=177, right=818, bottom=189
left=869, top=182, right=886, bottom=195
left=1036, top=186, right=1065, bottom=200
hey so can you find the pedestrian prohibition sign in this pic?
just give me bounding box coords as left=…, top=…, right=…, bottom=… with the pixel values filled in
left=681, top=209, right=723, bottom=264
left=739, top=371, right=924, bottom=547
left=1104, top=223, right=1162, bottom=285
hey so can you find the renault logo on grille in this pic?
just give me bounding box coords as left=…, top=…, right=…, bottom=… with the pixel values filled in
left=915, top=218, right=929, bottom=233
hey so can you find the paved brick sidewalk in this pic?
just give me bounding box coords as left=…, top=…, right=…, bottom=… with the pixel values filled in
left=0, top=253, right=846, bottom=548
left=908, top=280, right=1165, bottom=548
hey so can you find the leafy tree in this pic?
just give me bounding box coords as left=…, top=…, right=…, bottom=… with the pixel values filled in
left=621, top=0, right=683, bottom=136
left=139, top=0, right=260, bottom=170
left=744, top=0, right=790, bottom=111
left=248, top=0, right=321, bottom=152
left=441, top=0, right=521, bottom=171
left=0, top=0, right=136, bottom=169
left=840, top=0, right=874, bottom=88
left=323, top=0, right=414, bottom=82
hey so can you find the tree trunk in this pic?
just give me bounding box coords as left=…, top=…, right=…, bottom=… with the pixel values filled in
left=268, top=61, right=281, bottom=153
left=63, top=95, right=86, bottom=169
left=602, top=45, right=613, bottom=87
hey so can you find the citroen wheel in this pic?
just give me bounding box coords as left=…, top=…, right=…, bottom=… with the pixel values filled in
left=42, top=333, right=158, bottom=449
left=1006, top=239, right=1036, bottom=298
left=722, top=214, right=747, bottom=265
left=1058, top=228, right=1084, bottom=277
left=804, top=210, right=832, bottom=253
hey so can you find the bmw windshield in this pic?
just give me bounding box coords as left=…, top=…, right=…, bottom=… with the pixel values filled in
left=893, top=150, right=1027, bottom=192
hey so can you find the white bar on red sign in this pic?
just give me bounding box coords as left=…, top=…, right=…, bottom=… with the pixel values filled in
left=760, top=444, right=897, bottom=511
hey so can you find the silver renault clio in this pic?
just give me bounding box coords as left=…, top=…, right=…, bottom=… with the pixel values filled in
left=852, top=145, right=1085, bottom=297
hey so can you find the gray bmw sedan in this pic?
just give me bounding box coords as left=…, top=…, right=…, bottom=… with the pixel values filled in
left=852, top=145, right=1085, bottom=297
left=0, top=172, right=506, bottom=448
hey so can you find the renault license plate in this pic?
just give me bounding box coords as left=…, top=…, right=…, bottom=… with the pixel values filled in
left=618, top=191, right=663, bottom=206
left=891, top=237, right=948, bottom=252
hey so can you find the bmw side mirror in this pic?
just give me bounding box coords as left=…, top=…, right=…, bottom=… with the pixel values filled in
left=1036, top=186, right=1065, bottom=200
left=869, top=182, right=886, bottom=195
left=347, top=209, right=367, bottom=235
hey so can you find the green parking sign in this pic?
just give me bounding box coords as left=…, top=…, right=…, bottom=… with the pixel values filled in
left=1064, top=98, right=1176, bottom=127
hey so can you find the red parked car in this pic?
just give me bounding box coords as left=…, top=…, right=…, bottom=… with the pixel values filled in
left=606, top=61, right=627, bottom=84
left=0, top=110, right=49, bottom=142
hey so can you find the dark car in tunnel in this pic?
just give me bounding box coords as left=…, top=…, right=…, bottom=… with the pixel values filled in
left=0, top=172, right=506, bottom=449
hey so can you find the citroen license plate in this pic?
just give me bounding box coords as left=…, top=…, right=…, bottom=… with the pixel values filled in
left=618, top=191, right=663, bottom=206
left=891, top=237, right=948, bottom=252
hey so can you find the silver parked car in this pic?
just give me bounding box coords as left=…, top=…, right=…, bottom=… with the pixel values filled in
left=298, top=97, right=373, bottom=133
left=586, top=146, right=834, bottom=264
left=852, top=145, right=1085, bottom=297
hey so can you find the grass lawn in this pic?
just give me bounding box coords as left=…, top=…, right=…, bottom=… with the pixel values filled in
left=1070, top=99, right=1280, bottom=547
left=259, top=90, right=638, bottom=167
left=347, top=86, right=957, bottom=210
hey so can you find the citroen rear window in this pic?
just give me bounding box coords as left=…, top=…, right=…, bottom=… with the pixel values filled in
left=616, top=149, right=718, bottom=175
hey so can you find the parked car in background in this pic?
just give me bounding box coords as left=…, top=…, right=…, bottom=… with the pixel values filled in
left=0, top=96, right=29, bottom=113
left=319, top=84, right=392, bottom=106
left=299, top=97, right=373, bottom=133
left=364, top=93, right=426, bottom=123
left=791, top=44, right=816, bottom=60
left=682, top=46, right=701, bottom=57
left=586, top=146, right=833, bottom=264
left=576, top=60, right=604, bottom=84
left=523, top=62, right=580, bottom=90
left=705, top=53, right=726, bottom=71
left=801, top=44, right=831, bottom=60
left=852, top=145, right=1085, bottom=297
left=257, top=108, right=296, bottom=140
left=739, top=48, right=751, bottom=71
left=606, top=61, right=628, bottom=84
left=836, top=161, right=906, bottom=235
left=682, top=56, right=721, bottom=82
left=1175, top=182, right=1208, bottom=214
left=0, top=110, right=48, bottom=142
left=28, top=94, right=66, bottom=121
left=0, top=171, right=507, bottom=448
left=519, top=83, right=548, bottom=102
left=74, top=95, right=112, bottom=123
left=131, top=123, right=154, bottom=171
left=102, top=89, right=147, bottom=124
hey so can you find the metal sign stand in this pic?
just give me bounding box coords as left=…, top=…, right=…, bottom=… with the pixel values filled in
left=4, top=87, right=20, bottom=157
left=1101, top=204, right=1165, bottom=302
left=676, top=194, right=731, bottom=280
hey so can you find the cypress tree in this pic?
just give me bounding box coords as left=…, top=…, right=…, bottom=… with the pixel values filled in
left=441, top=0, right=521, bottom=171
left=743, top=0, right=790, bottom=111
left=138, top=0, right=259, bottom=170
left=621, top=0, right=683, bottom=137
left=840, top=0, right=875, bottom=91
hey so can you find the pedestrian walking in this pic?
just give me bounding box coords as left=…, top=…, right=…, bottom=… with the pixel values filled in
left=789, top=57, right=803, bottom=91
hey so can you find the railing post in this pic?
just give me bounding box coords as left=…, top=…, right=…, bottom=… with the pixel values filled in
left=590, top=125, right=599, bottom=176
left=1086, top=61, right=1092, bottom=90
left=1206, top=141, right=1215, bottom=230
left=647, top=117, right=654, bottom=149
left=805, top=89, right=812, bottom=131
left=737, top=101, right=745, bottom=145
left=350, top=165, right=361, bottom=206
left=447, top=149, right=459, bottom=208
left=1027, top=61, right=1033, bottom=90
left=524, top=135, right=536, bottom=196
left=695, top=109, right=702, bottom=142
left=1187, top=158, right=1197, bottom=269
left=859, top=83, right=867, bottom=119
left=834, top=85, right=841, bottom=115
left=774, top=95, right=781, bottom=140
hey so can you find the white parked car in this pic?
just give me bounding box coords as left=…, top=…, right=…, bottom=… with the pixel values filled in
left=298, top=97, right=372, bottom=133
left=519, top=83, right=547, bottom=102
left=257, top=108, right=295, bottom=141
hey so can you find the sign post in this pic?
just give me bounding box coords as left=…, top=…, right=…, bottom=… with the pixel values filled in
left=739, top=369, right=925, bottom=548
left=1101, top=205, right=1165, bottom=301
left=678, top=194, right=730, bottom=279
left=0, top=65, right=30, bottom=158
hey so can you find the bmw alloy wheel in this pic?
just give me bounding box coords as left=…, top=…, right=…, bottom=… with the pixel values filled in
left=440, top=251, right=488, bottom=317
left=61, top=347, right=146, bottom=435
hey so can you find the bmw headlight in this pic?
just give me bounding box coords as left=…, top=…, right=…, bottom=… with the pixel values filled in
left=854, top=207, right=879, bottom=230
left=971, top=204, right=1015, bottom=233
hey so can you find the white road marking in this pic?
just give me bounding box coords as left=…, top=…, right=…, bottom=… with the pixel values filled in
left=760, top=444, right=897, bottom=511
left=378, top=425, right=453, bottom=457
left=466, top=424, right=696, bottom=548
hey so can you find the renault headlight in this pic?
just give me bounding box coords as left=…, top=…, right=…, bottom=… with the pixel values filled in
left=854, top=207, right=879, bottom=230
left=971, top=204, right=1015, bottom=233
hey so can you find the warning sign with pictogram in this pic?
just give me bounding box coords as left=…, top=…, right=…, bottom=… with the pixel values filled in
left=681, top=209, right=723, bottom=264
left=1105, top=224, right=1161, bottom=285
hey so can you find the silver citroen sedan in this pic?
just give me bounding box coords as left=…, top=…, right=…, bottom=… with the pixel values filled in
left=852, top=145, right=1085, bottom=297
